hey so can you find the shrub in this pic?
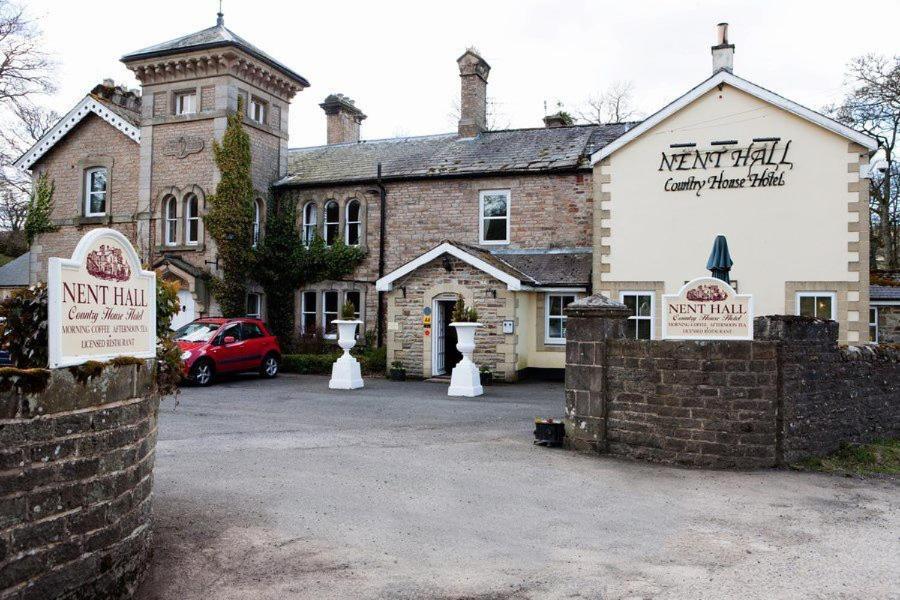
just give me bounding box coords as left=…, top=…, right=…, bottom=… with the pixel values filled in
left=356, top=345, right=386, bottom=374
left=281, top=352, right=341, bottom=374
left=451, top=297, right=478, bottom=322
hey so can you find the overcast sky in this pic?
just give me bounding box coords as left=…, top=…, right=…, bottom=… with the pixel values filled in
left=26, top=0, right=900, bottom=148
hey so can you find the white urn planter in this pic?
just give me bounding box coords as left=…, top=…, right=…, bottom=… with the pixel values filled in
left=329, top=320, right=364, bottom=390
left=447, top=322, right=483, bottom=397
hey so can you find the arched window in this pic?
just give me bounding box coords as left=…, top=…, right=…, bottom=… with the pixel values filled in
left=324, top=200, right=339, bottom=246
left=185, top=193, right=199, bottom=245
left=164, top=196, right=178, bottom=246
left=252, top=199, right=263, bottom=248
left=302, top=202, right=317, bottom=245
left=345, top=199, right=361, bottom=246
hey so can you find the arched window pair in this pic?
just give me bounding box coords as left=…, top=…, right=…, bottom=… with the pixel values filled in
left=301, top=199, right=361, bottom=247
left=164, top=193, right=200, bottom=247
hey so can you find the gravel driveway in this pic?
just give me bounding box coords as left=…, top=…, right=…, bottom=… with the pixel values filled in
left=137, top=374, right=899, bottom=600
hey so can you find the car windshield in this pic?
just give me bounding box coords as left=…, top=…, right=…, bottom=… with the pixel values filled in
left=174, top=322, right=221, bottom=342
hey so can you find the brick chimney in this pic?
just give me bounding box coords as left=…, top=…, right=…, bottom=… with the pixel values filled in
left=320, top=93, right=366, bottom=144
left=711, top=22, right=735, bottom=74
left=457, top=49, right=491, bottom=137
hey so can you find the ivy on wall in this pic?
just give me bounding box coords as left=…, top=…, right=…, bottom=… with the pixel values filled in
left=252, top=199, right=365, bottom=350
left=24, top=172, right=57, bottom=245
left=203, top=97, right=255, bottom=317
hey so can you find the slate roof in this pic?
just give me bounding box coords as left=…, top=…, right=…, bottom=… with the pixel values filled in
left=279, top=122, right=635, bottom=187
left=122, top=22, right=309, bottom=87
left=446, top=242, right=591, bottom=288
left=0, top=252, right=30, bottom=288
left=871, top=285, right=900, bottom=302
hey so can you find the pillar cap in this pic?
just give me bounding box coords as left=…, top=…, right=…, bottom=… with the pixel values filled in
left=564, top=293, right=630, bottom=318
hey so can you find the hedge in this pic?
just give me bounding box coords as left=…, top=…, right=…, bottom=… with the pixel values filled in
left=281, top=346, right=387, bottom=376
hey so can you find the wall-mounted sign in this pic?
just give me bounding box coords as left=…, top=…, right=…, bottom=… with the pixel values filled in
left=662, top=277, right=753, bottom=340
left=502, top=320, right=514, bottom=334
left=162, top=135, right=204, bottom=159
left=48, top=228, right=157, bottom=368
left=659, top=140, right=794, bottom=197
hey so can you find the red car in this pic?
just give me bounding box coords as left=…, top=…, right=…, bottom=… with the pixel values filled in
left=174, top=318, right=281, bottom=386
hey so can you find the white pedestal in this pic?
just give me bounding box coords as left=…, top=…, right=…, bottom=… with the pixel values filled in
left=447, top=321, right=483, bottom=397
left=329, top=353, right=363, bottom=389
left=448, top=356, right=483, bottom=397
left=329, top=319, right=364, bottom=390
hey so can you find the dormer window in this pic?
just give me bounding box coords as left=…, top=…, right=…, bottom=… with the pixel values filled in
left=175, top=91, right=196, bottom=115
left=84, top=167, right=108, bottom=217
left=249, top=97, right=267, bottom=124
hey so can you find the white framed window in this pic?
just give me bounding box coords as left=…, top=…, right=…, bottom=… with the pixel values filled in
left=302, top=202, right=317, bottom=245
left=479, top=189, right=510, bottom=245
left=345, top=199, right=361, bottom=246
left=185, top=193, right=199, bottom=245
left=164, top=195, right=178, bottom=246
left=301, top=291, right=317, bottom=333
left=324, top=200, right=339, bottom=246
left=796, top=292, right=836, bottom=320
left=621, top=292, right=654, bottom=340
left=246, top=293, right=261, bottom=319
left=175, top=91, right=196, bottom=115
left=545, top=293, right=578, bottom=344
left=323, top=291, right=339, bottom=338
left=869, top=306, right=879, bottom=343
left=84, top=167, right=108, bottom=216
left=252, top=199, right=263, bottom=248
left=249, top=97, right=267, bottom=124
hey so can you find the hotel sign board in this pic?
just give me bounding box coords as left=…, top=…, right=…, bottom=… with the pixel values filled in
left=662, top=277, right=753, bottom=341
left=48, top=228, right=156, bottom=368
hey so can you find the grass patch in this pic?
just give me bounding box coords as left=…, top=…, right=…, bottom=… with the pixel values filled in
left=0, top=254, right=12, bottom=267
left=794, top=439, right=900, bottom=476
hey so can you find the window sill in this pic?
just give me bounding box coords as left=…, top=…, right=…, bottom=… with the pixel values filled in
left=77, top=215, right=110, bottom=226
left=543, top=339, right=566, bottom=346
left=479, top=240, right=510, bottom=246
left=157, top=243, right=205, bottom=252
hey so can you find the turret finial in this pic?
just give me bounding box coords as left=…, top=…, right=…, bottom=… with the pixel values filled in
left=216, top=0, right=224, bottom=26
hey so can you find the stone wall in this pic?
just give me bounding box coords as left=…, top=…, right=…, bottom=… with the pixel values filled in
left=564, top=296, right=900, bottom=469
left=0, top=360, right=158, bottom=599
left=877, top=304, right=900, bottom=343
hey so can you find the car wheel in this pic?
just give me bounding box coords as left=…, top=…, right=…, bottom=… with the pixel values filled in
left=191, top=359, right=215, bottom=386
left=260, top=353, right=279, bottom=379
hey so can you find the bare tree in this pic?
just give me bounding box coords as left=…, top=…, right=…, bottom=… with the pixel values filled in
left=0, top=1, right=53, bottom=104
left=577, top=81, right=640, bottom=124
left=447, top=97, right=510, bottom=132
left=828, top=54, right=900, bottom=269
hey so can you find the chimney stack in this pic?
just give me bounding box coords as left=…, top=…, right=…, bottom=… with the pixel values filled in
left=711, top=22, right=735, bottom=74
left=457, top=49, right=491, bottom=137
left=543, top=112, right=573, bottom=128
left=320, top=94, right=366, bottom=144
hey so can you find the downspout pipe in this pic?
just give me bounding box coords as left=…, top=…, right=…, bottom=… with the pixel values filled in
left=376, top=162, right=387, bottom=347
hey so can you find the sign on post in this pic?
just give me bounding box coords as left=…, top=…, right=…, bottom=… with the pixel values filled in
left=662, top=277, right=753, bottom=340
left=48, top=228, right=156, bottom=368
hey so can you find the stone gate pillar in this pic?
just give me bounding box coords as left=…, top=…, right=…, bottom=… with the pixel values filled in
left=563, top=294, right=630, bottom=452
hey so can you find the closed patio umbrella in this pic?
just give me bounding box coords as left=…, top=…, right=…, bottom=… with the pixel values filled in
left=706, top=235, right=733, bottom=282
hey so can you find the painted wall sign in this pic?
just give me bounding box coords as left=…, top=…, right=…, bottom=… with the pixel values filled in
left=48, top=228, right=156, bottom=368
left=662, top=277, right=753, bottom=340
left=659, top=140, right=794, bottom=197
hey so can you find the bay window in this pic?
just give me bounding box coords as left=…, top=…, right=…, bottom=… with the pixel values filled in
left=323, top=291, right=339, bottom=338
left=301, top=291, right=317, bottom=333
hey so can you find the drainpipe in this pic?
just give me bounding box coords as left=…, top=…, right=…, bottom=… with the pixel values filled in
left=376, top=162, right=387, bottom=347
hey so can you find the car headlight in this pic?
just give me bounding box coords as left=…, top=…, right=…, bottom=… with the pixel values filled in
left=181, top=350, right=192, bottom=360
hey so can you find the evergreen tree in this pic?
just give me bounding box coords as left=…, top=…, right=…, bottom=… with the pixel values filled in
left=204, top=97, right=255, bottom=316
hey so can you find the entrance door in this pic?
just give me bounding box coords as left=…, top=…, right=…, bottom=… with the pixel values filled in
left=433, top=299, right=462, bottom=376
left=171, top=289, right=196, bottom=330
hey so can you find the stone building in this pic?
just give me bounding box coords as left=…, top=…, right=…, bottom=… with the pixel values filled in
left=13, top=17, right=882, bottom=382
